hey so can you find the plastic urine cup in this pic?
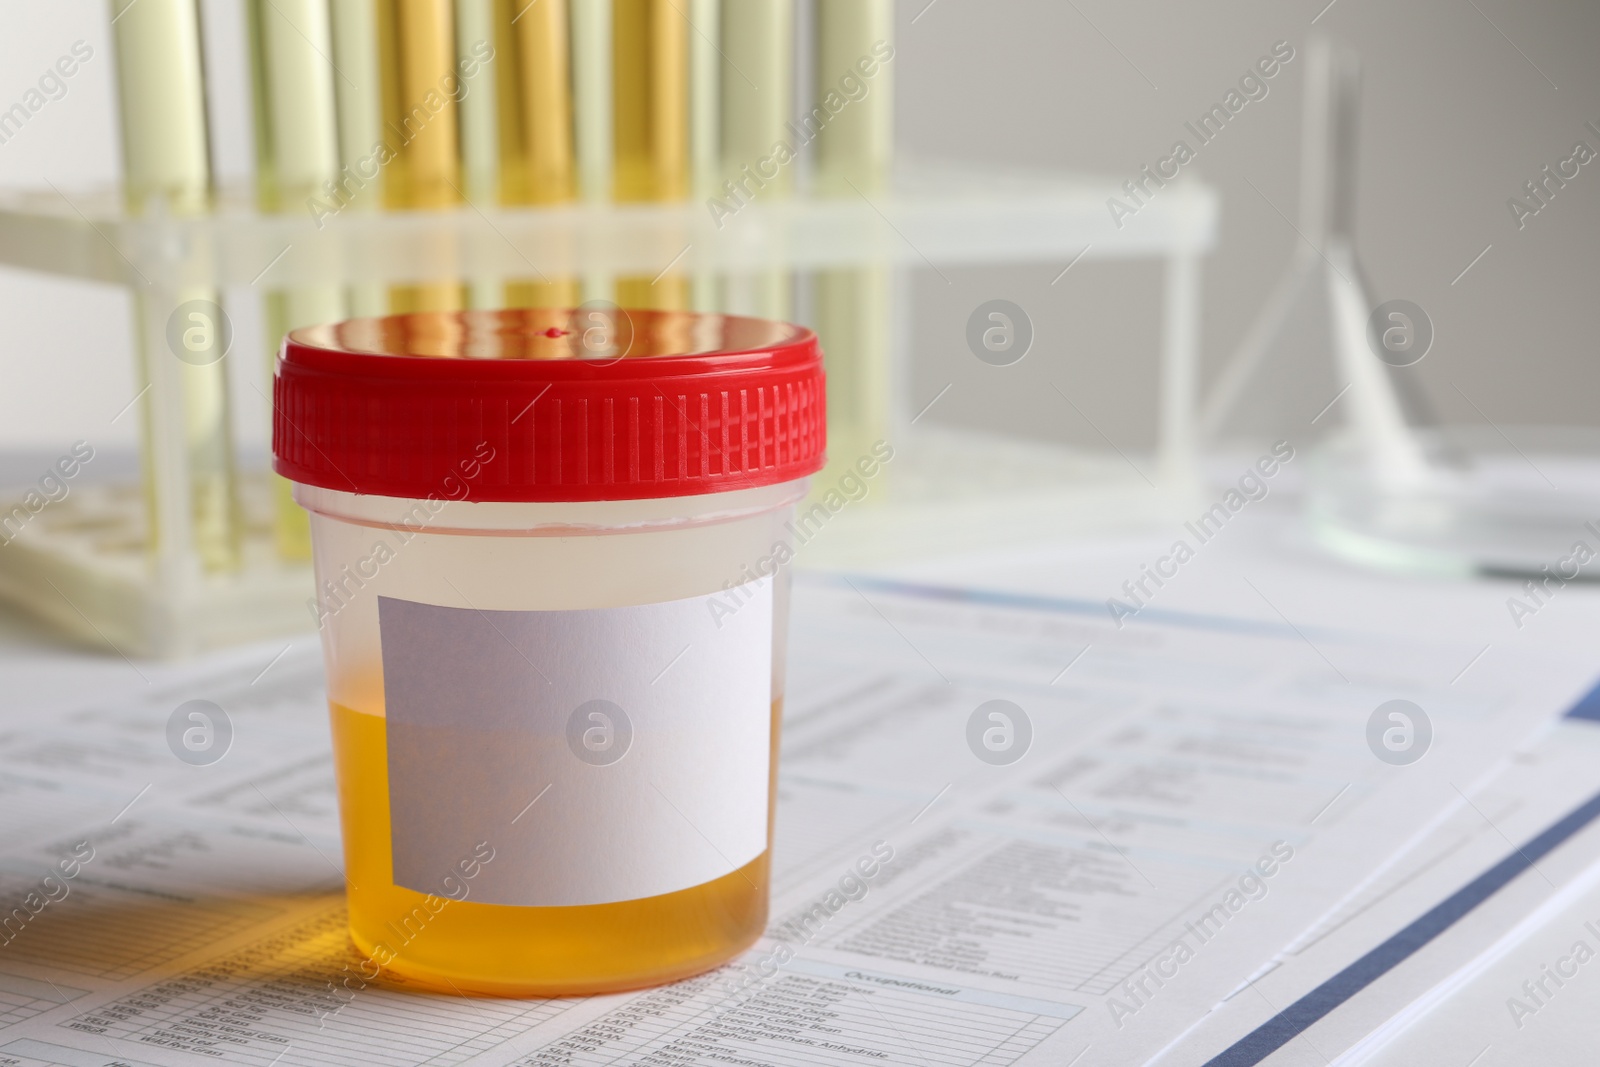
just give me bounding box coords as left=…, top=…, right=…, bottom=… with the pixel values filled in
left=272, top=308, right=826, bottom=996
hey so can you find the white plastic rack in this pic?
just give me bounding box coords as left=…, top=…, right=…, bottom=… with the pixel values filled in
left=0, top=164, right=1216, bottom=655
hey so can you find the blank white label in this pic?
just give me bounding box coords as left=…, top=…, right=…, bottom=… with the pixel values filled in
left=378, top=579, right=773, bottom=907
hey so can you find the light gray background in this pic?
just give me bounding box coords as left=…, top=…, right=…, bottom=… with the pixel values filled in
left=895, top=0, right=1600, bottom=450
left=1, top=1, right=1595, bottom=457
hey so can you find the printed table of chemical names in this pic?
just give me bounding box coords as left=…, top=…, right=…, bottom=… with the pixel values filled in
left=520, top=960, right=1077, bottom=1067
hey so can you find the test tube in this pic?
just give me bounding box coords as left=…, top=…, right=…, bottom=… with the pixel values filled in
left=722, top=0, right=792, bottom=196
left=496, top=0, right=575, bottom=204
left=456, top=0, right=505, bottom=309
left=811, top=0, right=892, bottom=195
left=456, top=0, right=498, bottom=203
left=689, top=0, right=721, bottom=198
left=571, top=0, right=612, bottom=204
left=612, top=0, right=687, bottom=201
left=376, top=0, right=466, bottom=312
left=811, top=0, right=893, bottom=470
left=570, top=0, right=614, bottom=304
left=720, top=0, right=792, bottom=320
left=111, top=0, right=240, bottom=573
left=613, top=0, right=690, bottom=310
left=248, top=0, right=340, bottom=211
left=496, top=0, right=581, bottom=309
left=688, top=0, right=720, bottom=312
left=329, top=0, right=388, bottom=316
left=247, top=0, right=345, bottom=559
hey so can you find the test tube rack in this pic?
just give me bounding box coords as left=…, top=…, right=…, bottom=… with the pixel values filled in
left=0, top=164, right=1215, bottom=656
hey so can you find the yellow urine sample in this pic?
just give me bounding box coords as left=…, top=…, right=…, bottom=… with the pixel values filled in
left=616, top=274, right=691, bottom=311
left=329, top=698, right=779, bottom=995
left=387, top=283, right=468, bottom=314
left=375, top=0, right=462, bottom=210
left=495, top=0, right=576, bottom=204
left=505, top=279, right=582, bottom=309
left=611, top=0, right=688, bottom=202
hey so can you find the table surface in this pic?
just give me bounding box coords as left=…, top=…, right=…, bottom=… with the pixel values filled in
left=1, top=502, right=1597, bottom=1066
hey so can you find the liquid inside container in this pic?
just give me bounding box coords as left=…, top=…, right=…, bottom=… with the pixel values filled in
left=274, top=309, right=825, bottom=996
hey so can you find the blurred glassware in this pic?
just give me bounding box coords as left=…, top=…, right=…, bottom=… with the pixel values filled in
left=246, top=0, right=344, bottom=560
left=1204, top=37, right=1600, bottom=581
left=112, top=0, right=242, bottom=574
left=1308, top=425, right=1600, bottom=580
